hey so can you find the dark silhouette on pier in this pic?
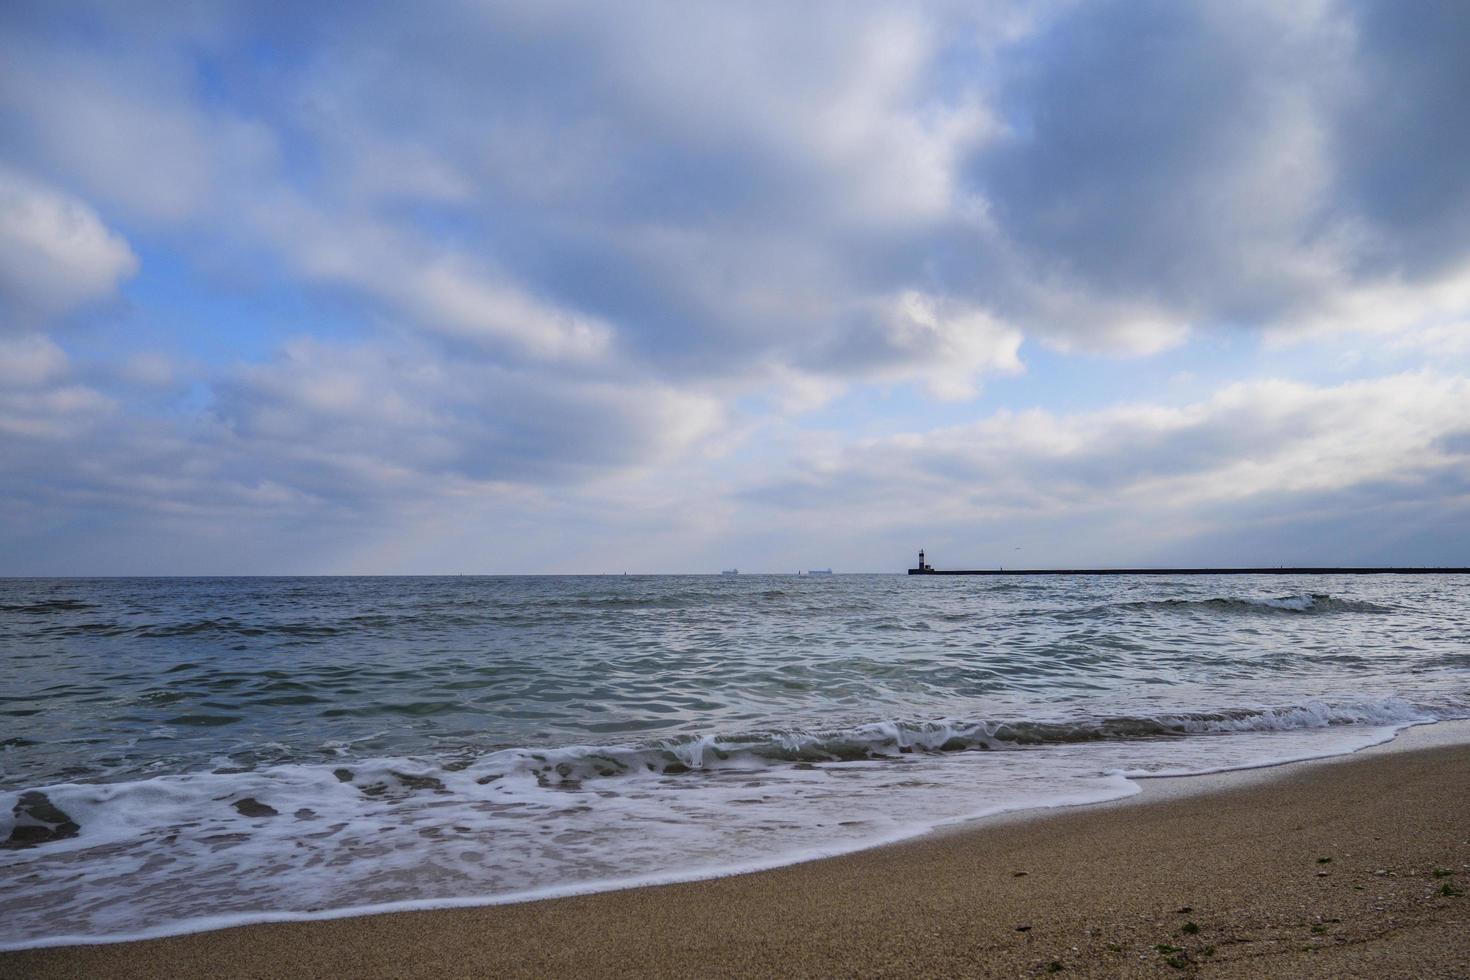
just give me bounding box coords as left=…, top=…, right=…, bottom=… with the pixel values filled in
left=907, top=549, right=1470, bottom=576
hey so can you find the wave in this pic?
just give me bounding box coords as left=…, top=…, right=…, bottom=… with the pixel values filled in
left=4, top=592, right=1395, bottom=643
left=0, top=599, right=97, bottom=614
left=563, top=596, right=702, bottom=610
left=23, top=618, right=350, bottom=640
left=474, top=697, right=1442, bottom=785
left=1119, top=593, right=1394, bottom=615
left=3, top=697, right=1441, bottom=815
left=0, top=696, right=1453, bottom=950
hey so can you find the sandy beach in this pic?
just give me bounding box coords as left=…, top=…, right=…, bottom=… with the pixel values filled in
left=6, top=730, right=1468, bottom=980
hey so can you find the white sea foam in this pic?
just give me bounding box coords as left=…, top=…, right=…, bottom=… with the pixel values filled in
left=1252, top=594, right=1319, bottom=611
left=0, top=697, right=1456, bottom=950
left=1153, top=697, right=1435, bottom=735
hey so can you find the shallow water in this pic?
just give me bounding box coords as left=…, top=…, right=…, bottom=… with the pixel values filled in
left=1, top=574, right=1467, bottom=947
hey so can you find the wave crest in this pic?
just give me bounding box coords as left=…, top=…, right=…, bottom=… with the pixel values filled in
left=1121, top=593, right=1393, bottom=615
left=476, top=697, right=1442, bottom=785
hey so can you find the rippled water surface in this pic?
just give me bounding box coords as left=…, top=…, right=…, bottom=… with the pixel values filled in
left=2, top=574, right=1467, bottom=947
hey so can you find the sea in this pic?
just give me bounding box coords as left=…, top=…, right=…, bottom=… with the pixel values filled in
left=2, top=573, right=1468, bottom=949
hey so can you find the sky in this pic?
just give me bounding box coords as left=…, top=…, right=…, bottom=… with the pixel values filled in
left=2, top=0, right=1469, bottom=574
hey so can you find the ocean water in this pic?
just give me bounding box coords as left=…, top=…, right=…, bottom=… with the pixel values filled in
left=1, top=573, right=1467, bottom=948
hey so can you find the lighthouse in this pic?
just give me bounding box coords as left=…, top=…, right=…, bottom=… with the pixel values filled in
left=912, top=548, right=933, bottom=574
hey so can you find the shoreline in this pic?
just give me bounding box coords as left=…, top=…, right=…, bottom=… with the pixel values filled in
left=6, top=721, right=1469, bottom=977
left=2, top=718, right=1456, bottom=954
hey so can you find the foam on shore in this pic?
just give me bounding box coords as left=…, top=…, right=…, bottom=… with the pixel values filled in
left=3, top=699, right=1461, bottom=951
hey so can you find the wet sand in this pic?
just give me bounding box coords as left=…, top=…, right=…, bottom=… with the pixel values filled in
left=6, top=736, right=1469, bottom=979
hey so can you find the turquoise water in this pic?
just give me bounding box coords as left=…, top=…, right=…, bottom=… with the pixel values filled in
left=2, top=574, right=1467, bottom=946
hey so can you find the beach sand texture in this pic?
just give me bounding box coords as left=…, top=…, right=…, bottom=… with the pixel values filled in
left=6, top=742, right=1467, bottom=979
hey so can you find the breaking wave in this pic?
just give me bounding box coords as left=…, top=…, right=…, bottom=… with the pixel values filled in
left=0, top=695, right=1457, bottom=949
left=415, top=696, right=1448, bottom=783
left=3, top=697, right=1444, bottom=814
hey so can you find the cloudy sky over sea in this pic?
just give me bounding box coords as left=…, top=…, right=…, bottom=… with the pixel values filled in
left=2, top=0, right=1469, bottom=573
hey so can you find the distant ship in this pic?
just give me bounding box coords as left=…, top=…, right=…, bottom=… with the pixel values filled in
left=805, top=568, right=833, bottom=576
left=720, top=569, right=739, bottom=576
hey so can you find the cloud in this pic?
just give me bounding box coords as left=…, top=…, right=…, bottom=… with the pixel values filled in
left=0, top=1, right=1025, bottom=395
left=0, top=14, right=275, bottom=225
left=246, top=196, right=618, bottom=362
left=0, top=333, right=67, bottom=386
left=0, top=360, right=113, bottom=440
left=1388, top=319, right=1470, bottom=360
left=740, top=372, right=1470, bottom=562
left=215, top=337, right=726, bottom=493
left=0, top=169, right=138, bottom=322
left=118, top=352, right=178, bottom=388
left=5, top=1, right=1470, bottom=372
left=9, top=0, right=1467, bottom=379
left=1330, top=0, right=1470, bottom=278
left=819, top=291, right=1024, bottom=400
left=1, top=1, right=1470, bottom=571
left=959, top=0, right=1470, bottom=348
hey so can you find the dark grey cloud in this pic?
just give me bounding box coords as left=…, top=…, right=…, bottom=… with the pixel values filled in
left=1333, top=0, right=1470, bottom=277
left=972, top=2, right=1331, bottom=319
left=956, top=0, right=1470, bottom=346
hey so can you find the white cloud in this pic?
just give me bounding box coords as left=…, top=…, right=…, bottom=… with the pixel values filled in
left=119, top=352, right=178, bottom=387
left=1265, top=262, right=1470, bottom=344
left=246, top=195, right=616, bottom=363
left=0, top=383, right=113, bottom=439
left=864, top=291, right=1024, bottom=399
left=406, top=259, right=614, bottom=361
left=0, top=333, right=68, bottom=386
left=0, top=170, right=138, bottom=321
left=218, top=337, right=725, bottom=493
left=0, top=31, right=276, bottom=224
left=749, top=372, right=1470, bottom=529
